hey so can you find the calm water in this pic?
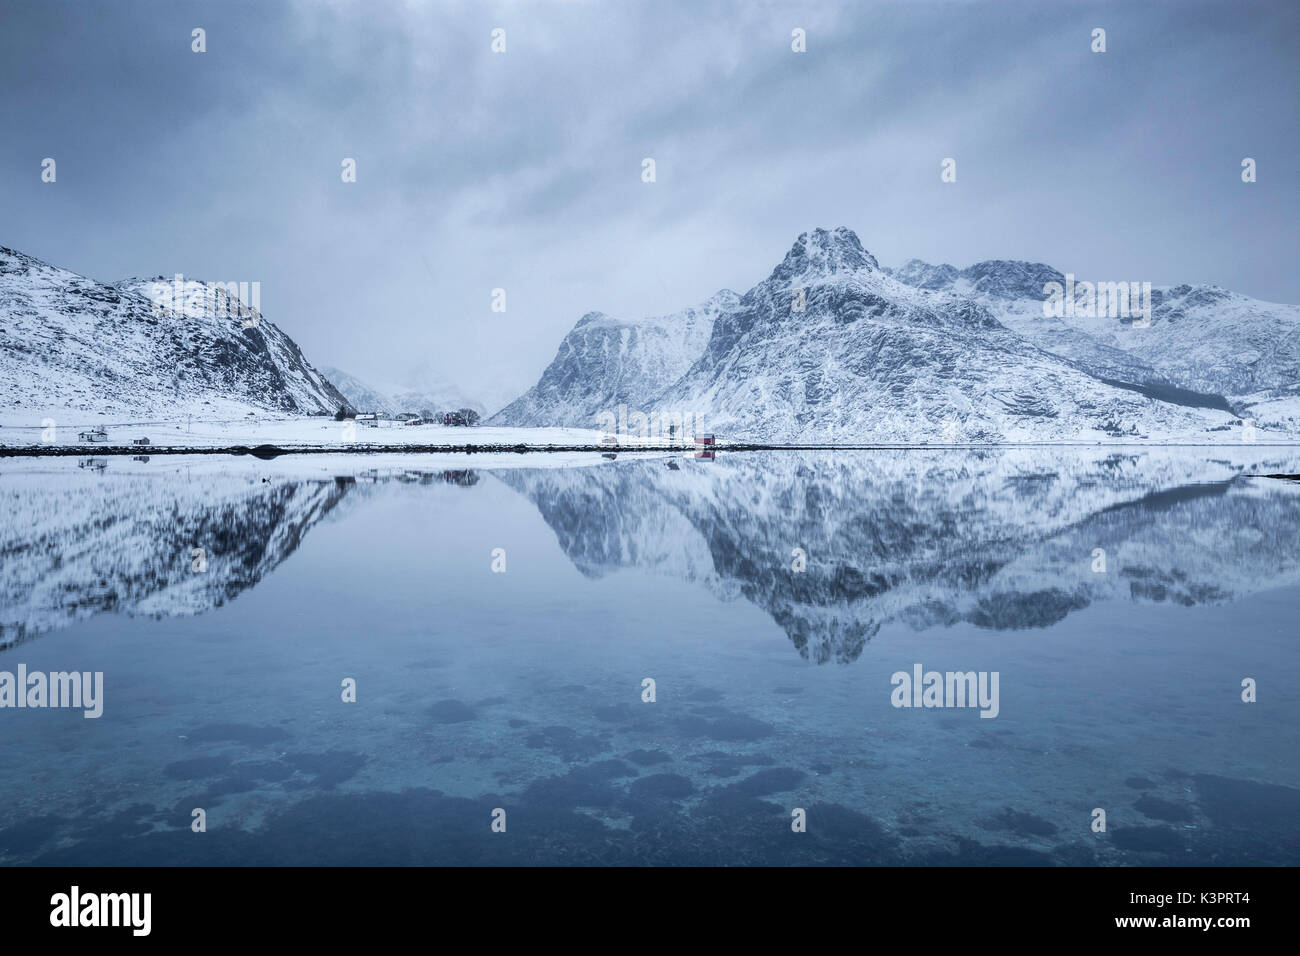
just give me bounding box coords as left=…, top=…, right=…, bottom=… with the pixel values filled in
left=1, top=448, right=1298, bottom=866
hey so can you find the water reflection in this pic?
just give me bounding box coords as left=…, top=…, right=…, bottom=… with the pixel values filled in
left=499, top=450, right=1300, bottom=661
left=4, top=449, right=1300, bottom=660
left=0, top=462, right=479, bottom=650
left=2, top=449, right=1299, bottom=866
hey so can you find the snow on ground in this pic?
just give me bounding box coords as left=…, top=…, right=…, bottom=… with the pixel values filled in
left=2, top=410, right=1298, bottom=451
left=0, top=411, right=615, bottom=450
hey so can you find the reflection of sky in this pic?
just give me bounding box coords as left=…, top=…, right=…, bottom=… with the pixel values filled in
left=2, top=1, right=1297, bottom=404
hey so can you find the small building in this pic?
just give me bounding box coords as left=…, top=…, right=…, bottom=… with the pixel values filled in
left=132, top=437, right=150, bottom=446
left=355, top=413, right=379, bottom=427
left=78, top=427, right=109, bottom=443
left=695, top=433, right=716, bottom=446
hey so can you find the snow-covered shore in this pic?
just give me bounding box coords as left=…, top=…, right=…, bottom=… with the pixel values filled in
left=2, top=411, right=1299, bottom=453
left=0, top=413, right=611, bottom=451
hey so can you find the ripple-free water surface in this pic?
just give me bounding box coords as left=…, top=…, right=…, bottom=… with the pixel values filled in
left=1, top=449, right=1298, bottom=865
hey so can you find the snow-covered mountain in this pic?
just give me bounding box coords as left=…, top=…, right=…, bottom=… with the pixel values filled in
left=0, top=246, right=348, bottom=418
left=318, top=367, right=391, bottom=414
left=661, top=229, right=1241, bottom=442
left=491, top=290, right=741, bottom=428
left=495, top=228, right=1287, bottom=443
left=321, top=363, right=487, bottom=418
left=886, top=257, right=1300, bottom=431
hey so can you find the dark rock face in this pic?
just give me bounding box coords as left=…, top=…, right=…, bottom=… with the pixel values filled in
left=960, top=260, right=1066, bottom=300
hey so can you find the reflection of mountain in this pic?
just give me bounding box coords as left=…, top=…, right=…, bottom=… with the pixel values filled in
left=0, top=464, right=480, bottom=650
left=0, top=469, right=347, bottom=649
left=7, top=450, right=1300, bottom=662
left=498, top=449, right=1300, bottom=662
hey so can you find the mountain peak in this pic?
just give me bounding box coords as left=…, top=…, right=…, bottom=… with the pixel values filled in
left=574, top=310, right=617, bottom=328
left=890, top=258, right=960, bottom=290
left=703, top=288, right=741, bottom=310
left=0, top=245, right=56, bottom=276
left=887, top=256, right=1065, bottom=299
left=961, top=259, right=1064, bottom=299
left=770, top=227, right=878, bottom=285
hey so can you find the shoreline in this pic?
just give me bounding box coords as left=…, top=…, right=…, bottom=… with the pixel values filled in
left=6, top=441, right=1300, bottom=458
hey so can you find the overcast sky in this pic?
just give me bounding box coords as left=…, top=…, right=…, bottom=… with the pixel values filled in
left=2, top=0, right=1297, bottom=407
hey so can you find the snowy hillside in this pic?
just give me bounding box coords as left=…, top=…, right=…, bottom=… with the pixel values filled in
left=491, top=290, right=740, bottom=428
left=887, top=257, right=1300, bottom=431
left=0, top=246, right=347, bottom=418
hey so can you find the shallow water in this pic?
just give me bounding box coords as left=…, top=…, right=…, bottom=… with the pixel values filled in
left=1, top=448, right=1298, bottom=865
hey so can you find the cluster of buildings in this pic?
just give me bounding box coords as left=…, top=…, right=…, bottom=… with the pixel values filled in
left=348, top=410, right=480, bottom=428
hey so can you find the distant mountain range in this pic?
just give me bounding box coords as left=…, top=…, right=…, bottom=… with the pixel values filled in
left=320, top=365, right=487, bottom=419
left=494, top=228, right=1300, bottom=442
left=3, top=234, right=1295, bottom=443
